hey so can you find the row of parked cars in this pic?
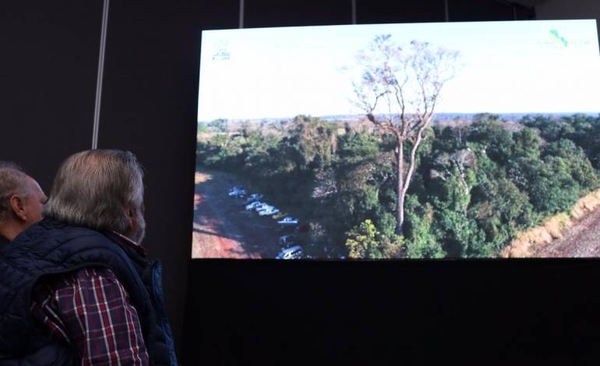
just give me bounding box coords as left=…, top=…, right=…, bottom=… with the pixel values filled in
left=227, top=186, right=304, bottom=260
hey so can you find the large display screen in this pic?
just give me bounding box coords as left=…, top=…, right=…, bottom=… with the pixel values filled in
left=192, top=19, right=600, bottom=260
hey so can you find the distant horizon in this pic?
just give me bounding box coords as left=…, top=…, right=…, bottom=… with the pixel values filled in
left=198, top=110, right=600, bottom=124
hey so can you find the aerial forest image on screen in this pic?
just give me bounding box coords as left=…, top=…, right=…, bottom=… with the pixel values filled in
left=191, top=19, right=600, bottom=260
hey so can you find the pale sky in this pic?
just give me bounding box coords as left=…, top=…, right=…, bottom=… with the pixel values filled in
left=197, top=19, right=600, bottom=122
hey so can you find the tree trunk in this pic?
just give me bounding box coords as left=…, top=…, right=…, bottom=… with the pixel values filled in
left=396, top=138, right=405, bottom=236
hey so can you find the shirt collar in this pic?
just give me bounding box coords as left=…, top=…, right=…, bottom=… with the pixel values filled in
left=105, top=230, right=147, bottom=257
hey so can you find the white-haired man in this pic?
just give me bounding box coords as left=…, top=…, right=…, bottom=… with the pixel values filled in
left=0, top=149, right=178, bottom=366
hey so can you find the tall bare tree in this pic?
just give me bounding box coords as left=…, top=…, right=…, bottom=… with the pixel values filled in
left=352, top=34, right=460, bottom=235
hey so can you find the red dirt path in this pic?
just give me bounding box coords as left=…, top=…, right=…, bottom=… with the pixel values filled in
left=191, top=170, right=283, bottom=259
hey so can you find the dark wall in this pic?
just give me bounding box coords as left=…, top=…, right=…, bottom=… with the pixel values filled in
left=2, top=0, right=598, bottom=365
left=245, top=0, right=352, bottom=27
left=0, top=1, right=103, bottom=185
left=357, top=0, right=446, bottom=23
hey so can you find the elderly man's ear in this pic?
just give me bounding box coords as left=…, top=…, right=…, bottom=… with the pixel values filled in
left=9, top=195, right=28, bottom=221
left=125, top=204, right=145, bottom=226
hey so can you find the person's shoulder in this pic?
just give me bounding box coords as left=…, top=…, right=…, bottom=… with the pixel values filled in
left=68, top=267, right=131, bottom=300
left=9, top=217, right=101, bottom=246
left=32, top=267, right=121, bottom=304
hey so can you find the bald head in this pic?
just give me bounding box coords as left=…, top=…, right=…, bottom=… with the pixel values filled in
left=0, top=162, right=47, bottom=241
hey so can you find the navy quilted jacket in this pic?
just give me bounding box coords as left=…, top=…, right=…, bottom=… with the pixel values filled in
left=0, top=218, right=177, bottom=366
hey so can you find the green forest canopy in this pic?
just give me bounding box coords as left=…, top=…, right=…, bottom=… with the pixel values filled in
left=196, top=113, right=600, bottom=259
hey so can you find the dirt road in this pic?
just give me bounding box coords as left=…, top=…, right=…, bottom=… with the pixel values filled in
left=532, top=207, right=600, bottom=258
left=191, top=169, right=285, bottom=259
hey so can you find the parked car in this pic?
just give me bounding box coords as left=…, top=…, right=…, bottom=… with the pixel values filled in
left=258, top=207, right=280, bottom=216
left=254, top=203, right=274, bottom=212
left=245, top=193, right=264, bottom=203
left=272, top=211, right=288, bottom=220
left=228, top=187, right=246, bottom=197
left=275, top=245, right=303, bottom=260
left=245, top=201, right=263, bottom=210
left=277, top=217, right=298, bottom=225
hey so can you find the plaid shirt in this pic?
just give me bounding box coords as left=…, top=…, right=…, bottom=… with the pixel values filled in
left=30, top=232, right=151, bottom=366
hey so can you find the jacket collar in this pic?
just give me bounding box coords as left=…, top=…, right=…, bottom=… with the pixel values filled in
left=104, top=230, right=147, bottom=258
